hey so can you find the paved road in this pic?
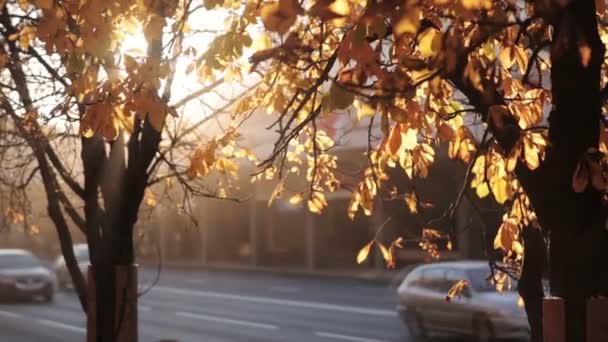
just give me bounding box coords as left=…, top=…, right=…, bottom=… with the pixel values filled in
left=0, top=268, right=409, bottom=342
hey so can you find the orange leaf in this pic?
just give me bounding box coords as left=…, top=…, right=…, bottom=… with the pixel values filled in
left=387, top=124, right=402, bottom=156
left=446, top=280, right=469, bottom=301
left=356, top=241, right=373, bottom=264
left=377, top=241, right=390, bottom=262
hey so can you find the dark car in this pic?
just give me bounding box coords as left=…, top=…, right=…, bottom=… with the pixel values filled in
left=0, top=249, right=55, bottom=302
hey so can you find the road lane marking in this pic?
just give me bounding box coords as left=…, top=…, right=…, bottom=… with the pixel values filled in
left=269, top=286, right=300, bottom=293
left=155, top=286, right=395, bottom=317
left=0, top=310, right=22, bottom=319
left=37, top=319, right=86, bottom=333
left=175, top=311, right=279, bottom=330
left=314, top=331, right=390, bottom=342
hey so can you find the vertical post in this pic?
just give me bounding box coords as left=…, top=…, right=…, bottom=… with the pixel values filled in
left=199, top=200, right=208, bottom=265
left=159, top=211, right=166, bottom=263
left=305, top=209, right=315, bottom=271
left=249, top=184, right=258, bottom=267
left=587, top=297, right=608, bottom=342
left=543, top=297, right=566, bottom=342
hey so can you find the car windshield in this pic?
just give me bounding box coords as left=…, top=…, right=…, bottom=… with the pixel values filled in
left=467, top=267, right=518, bottom=292
left=0, top=253, right=41, bottom=269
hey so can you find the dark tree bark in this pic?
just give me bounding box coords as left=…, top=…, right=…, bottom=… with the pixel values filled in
left=446, top=1, right=608, bottom=341
left=541, top=1, right=608, bottom=340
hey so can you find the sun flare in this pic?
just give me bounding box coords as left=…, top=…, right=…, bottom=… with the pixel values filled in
left=119, top=26, right=148, bottom=56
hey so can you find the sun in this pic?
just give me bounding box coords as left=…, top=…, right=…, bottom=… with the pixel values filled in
left=119, top=25, right=148, bottom=56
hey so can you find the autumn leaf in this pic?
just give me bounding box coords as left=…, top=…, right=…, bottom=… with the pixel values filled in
left=261, top=0, right=303, bottom=34
left=461, top=0, right=491, bottom=10
left=494, top=217, right=519, bottom=253
left=268, top=179, right=285, bottom=207
left=308, top=0, right=351, bottom=21
left=144, top=190, right=157, bottom=207
left=289, top=193, right=303, bottom=205
left=35, top=0, right=53, bottom=10
left=491, top=177, right=509, bottom=204
left=446, top=280, right=469, bottom=301
left=579, top=43, right=591, bottom=68
left=393, top=7, right=420, bottom=38
left=387, top=124, right=402, bottom=157
left=308, top=190, right=327, bottom=214
left=356, top=241, right=373, bottom=264
left=29, top=224, right=40, bottom=235
left=418, top=28, right=442, bottom=59
left=377, top=241, right=390, bottom=262
left=404, top=192, right=417, bottom=213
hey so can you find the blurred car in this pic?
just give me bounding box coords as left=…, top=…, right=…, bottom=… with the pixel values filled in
left=0, top=249, right=55, bottom=302
left=397, top=261, right=530, bottom=342
left=52, top=243, right=89, bottom=289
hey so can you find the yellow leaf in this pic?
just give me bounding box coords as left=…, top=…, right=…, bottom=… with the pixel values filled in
left=377, top=241, right=390, bottom=262
left=253, top=32, right=272, bottom=51
left=517, top=297, right=525, bottom=308
left=268, top=179, right=285, bottom=207
left=513, top=45, right=528, bottom=72
left=356, top=241, right=373, bottom=264
left=499, top=46, right=515, bottom=69
left=418, top=28, right=442, bottom=59
left=476, top=182, right=490, bottom=198
left=308, top=191, right=327, bottom=214
left=289, top=193, right=303, bottom=205
left=328, top=0, right=351, bottom=16
left=404, top=192, right=417, bottom=213
left=308, top=0, right=350, bottom=21
left=494, top=217, right=518, bottom=252
left=393, top=7, right=420, bottom=38
left=491, top=177, right=509, bottom=204
left=145, top=191, right=157, bottom=207
left=29, top=224, right=40, bottom=235
left=461, top=0, right=491, bottom=10
left=261, top=0, right=302, bottom=34
left=354, top=100, right=375, bottom=120
left=402, top=129, right=418, bottom=150
left=446, top=280, right=469, bottom=301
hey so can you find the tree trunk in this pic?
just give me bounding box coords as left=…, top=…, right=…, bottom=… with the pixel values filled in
left=540, top=1, right=608, bottom=341
left=87, top=265, right=138, bottom=342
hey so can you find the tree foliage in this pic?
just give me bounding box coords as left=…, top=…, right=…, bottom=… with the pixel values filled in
left=1, top=0, right=607, bottom=341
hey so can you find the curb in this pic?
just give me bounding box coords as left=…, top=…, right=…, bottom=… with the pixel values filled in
left=139, top=261, right=408, bottom=286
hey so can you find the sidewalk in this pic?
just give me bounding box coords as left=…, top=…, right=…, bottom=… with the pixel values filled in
left=139, top=260, right=413, bottom=287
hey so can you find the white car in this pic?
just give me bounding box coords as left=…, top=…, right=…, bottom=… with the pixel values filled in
left=396, top=261, right=530, bottom=342
left=52, top=244, right=89, bottom=289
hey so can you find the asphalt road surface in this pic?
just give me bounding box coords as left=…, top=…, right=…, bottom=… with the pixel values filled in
left=0, top=268, right=410, bottom=342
